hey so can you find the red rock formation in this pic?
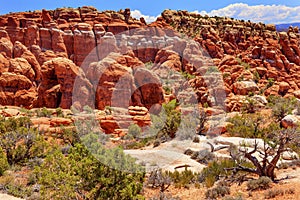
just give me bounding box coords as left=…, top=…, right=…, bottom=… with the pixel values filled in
left=0, top=7, right=300, bottom=119
left=38, top=57, right=93, bottom=109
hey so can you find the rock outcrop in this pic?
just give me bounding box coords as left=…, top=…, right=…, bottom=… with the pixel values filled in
left=1, top=7, right=300, bottom=133
left=160, top=10, right=300, bottom=111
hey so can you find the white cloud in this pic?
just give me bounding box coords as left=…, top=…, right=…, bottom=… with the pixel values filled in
left=194, top=3, right=300, bottom=24
left=131, top=10, right=158, bottom=23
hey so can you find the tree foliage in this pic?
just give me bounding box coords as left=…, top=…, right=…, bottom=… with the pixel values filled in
left=0, top=117, right=48, bottom=165
left=35, top=133, right=145, bottom=200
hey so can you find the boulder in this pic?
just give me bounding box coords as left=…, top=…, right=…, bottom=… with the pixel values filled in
left=279, top=82, right=290, bottom=94
left=0, top=37, right=13, bottom=57
left=232, top=81, right=259, bottom=95
left=281, top=115, right=299, bottom=128
left=13, top=41, right=41, bottom=81
left=8, top=58, right=35, bottom=81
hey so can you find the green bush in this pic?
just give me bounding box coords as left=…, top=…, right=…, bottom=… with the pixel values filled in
left=266, top=78, right=274, bottom=88
left=176, top=110, right=204, bottom=140
left=5, top=182, right=32, bottom=198
left=36, top=107, right=52, bottom=117
left=147, top=169, right=172, bottom=192
left=227, top=114, right=265, bottom=138
left=150, top=99, right=181, bottom=140
left=0, top=117, right=49, bottom=165
left=163, top=85, right=172, bottom=95
left=236, top=58, right=250, bottom=70
left=267, top=95, right=298, bottom=121
left=246, top=176, right=272, bottom=191
left=55, top=107, right=64, bottom=117
left=0, top=147, right=8, bottom=176
left=199, top=159, right=236, bottom=188
left=127, top=124, right=142, bottom=139
left=241, top=97, right=259, bottom=113
left=35, top=135, right=145, bottom=200
left=181, top=71, right=196, bottom=80
left=253, top=71, right=260, bottom=83
left=165, top=169, right=199, bottom=189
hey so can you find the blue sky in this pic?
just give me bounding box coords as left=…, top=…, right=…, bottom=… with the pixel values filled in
left=1, top=0, right=300, bottom=24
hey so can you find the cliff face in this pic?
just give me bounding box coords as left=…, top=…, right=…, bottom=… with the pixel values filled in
left=0, top=7, right=300, bottom=113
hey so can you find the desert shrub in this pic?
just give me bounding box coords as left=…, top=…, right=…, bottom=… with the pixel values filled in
left=236, top=58, right=250, bottom=70
left=160, top=99, right=181, bottom=138
left=163, top=85, right=172, bottom=95
left=5, top=182, right=32, bottom=198
left=149, top=99, right=181, bottom=140
left=153, top=139, right=161, bottom=147
left=266, top=78, right=274, bottom=88
left=147, top=169, right=172, bottom=192
left=193, top=136, right=200, bottom=143
left=241, top=97, right=259, bottom=113
left=264, top=188, right=295, bottom=199
left=127, top=123, right=142, bottom=139
left=199, top=159, right=236, bottom=187
left=0, top=147, right=8, bottom=176
left=165, top=169, right=198, bottom=189
left=205, top=185, right=230, bottom=199
left=35, top=138, right=145, bottom=200
left=264, top=188, right=283, bottom=199
left=227, top=114, right=265, bottom=138
left=181, top=71, right=196, bottom=80
left=177, top=110, right=205, bottom=140
left=246, top=176, right=272, bottom=191
left=267, top=95, right=298, bottom=121
left=145, top=61, right=154, bottom=69
left=0, top=117, right=49, bottom=165
left=73, top=115, right=108, bottom=145
left=253, top=71, right=260, bottom=83
left=184, top=148, right=194, bottom=156
left=55, top=107, right=64, bottom=117
left=36, top=107, right=52, bottom=117
left=0, top=171, right=34, bottom=198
